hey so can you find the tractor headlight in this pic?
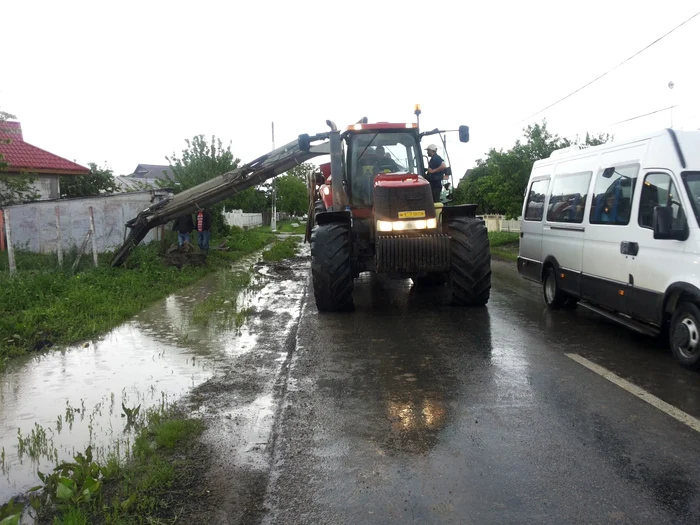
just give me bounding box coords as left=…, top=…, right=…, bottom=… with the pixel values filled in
left=376, top=218, right=438, bottom=232
left=377, top=220, right=393, bottom=232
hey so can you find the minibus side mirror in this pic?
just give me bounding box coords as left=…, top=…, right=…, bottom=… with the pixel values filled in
left=653, top=206, right=689, bottom=241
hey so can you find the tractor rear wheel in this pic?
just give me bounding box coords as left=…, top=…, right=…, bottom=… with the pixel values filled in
left=446, top=216, right=491, bottom=306
left=311, top=223, right=354, bottom=312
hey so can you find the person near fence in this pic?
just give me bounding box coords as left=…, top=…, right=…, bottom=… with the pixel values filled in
left=196, top=207, right=212, bottom=253
left=172, top=213, right=195, bottom=247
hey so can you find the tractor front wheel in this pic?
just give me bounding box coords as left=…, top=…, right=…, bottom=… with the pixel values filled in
left=311, top=223, right=354, bottom=312
left=446, top=216, right=491, bottom=306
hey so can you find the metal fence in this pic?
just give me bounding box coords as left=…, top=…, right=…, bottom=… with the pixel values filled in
left=481, top=215, right=521, bottom=232
left=223, top=209, right=263, bottom=229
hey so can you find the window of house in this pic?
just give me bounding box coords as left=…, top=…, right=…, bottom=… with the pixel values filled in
left=546, top=171, right=592, bottom=223
left=639, top=173, right=683, bottom=229
left=589, top=165, right=639, bottom=225
left=524, top=178, right=549, bottom=221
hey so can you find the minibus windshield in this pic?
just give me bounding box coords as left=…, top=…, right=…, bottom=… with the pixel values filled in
left=682, top=172, right=700, bottom=224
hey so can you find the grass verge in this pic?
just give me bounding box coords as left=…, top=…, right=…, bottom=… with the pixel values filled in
left=1, top=404, right=206, bottom=524
left=0, top=227, right=274, bottom=361
left=262, top=236, right=301, bottom=262
left=489, top=231, right=519, bottom=262
left=259, top=219, right=307, bottom=235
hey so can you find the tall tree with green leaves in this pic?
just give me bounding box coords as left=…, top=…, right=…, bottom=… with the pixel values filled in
left=0, top=110, right=40, bottom=206
left=274, top=174, right=308, bottom=215
left=454, top=121, right=611, bottom=217
left=60, top=162, right=117, bottom=198
left=163, top=135, right=241, bottom=234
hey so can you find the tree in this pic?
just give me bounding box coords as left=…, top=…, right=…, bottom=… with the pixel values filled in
left=274, top=174, right=308, bottom=215
left=284, top=162, right=316, bottom=183
left=60, top=162, right=117, bottom=198
left=454, top=121, right=612, bottom=218
left=163, top=134, right=241, bottom=234
left=226, top=186, right=269, bottom=213
left=164, top=135, right=240, bottom=191
left=0, top=110, right=40, bottom=206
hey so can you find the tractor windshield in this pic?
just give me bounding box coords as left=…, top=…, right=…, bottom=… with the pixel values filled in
left=349, top=132, right=422, bottom=206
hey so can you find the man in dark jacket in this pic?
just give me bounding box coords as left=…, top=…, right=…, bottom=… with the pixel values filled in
left=172, top=213, right=195, bottom=247
left=196, top=207, right=213, bottom=253
left=425, top=144, right=446, bottom=202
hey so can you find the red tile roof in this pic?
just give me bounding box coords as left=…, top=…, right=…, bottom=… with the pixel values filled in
left=0, top=121, right=89, bottom=175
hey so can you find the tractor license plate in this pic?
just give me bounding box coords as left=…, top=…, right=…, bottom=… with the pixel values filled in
left=398, top=210, right=425, bottom=219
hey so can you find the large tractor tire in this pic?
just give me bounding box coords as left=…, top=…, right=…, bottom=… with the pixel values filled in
left=411, top=273, right=447, bottom=286
left=446, top=216, right=491, bottom=306
left=311, top=223, right=354, bottom=312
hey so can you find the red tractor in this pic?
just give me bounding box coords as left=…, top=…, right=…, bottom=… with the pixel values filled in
left=299, top=115, right=491, bottom=312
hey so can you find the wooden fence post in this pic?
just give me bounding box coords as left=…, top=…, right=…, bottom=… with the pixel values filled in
left=5, top=208, right=16, bottom=275
left=0, top=209, right=5, bottom=252
left=72, top=230, right=92, bottom=273
left=55, top=206, right=63, bottom=268
left=88, top=206, right=98, bottom=267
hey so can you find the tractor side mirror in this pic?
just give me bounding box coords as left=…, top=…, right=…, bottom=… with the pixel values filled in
left=298, top=134, right=311, bottom=152
left=459, top=125, right=470, bottom=143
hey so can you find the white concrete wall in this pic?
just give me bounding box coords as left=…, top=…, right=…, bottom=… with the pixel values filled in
left=2, top=192, right=165, bottom=254
left=223, top=209, right=263, bottom=229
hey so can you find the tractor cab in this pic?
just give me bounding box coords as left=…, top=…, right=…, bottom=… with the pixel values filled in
left=346, top=124, right=424, bottom=207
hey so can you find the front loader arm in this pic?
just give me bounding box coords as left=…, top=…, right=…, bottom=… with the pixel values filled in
left=110, top=134, right=330, bottom=267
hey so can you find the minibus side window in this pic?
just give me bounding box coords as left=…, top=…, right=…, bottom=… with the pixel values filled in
left=524, top=179, right=549, bottom=221
left=639, top=173, right=682, bottom=229
left=589, top=165, right=639, bottom=225
left=546, top=172, right=591, bottom=224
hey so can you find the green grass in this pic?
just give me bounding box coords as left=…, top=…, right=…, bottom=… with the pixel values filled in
left=30, top=407, right=206, bottom=524
left=0, top=227, right=274, bottom=361
left=191, top=270, right=253, bottom=329
left=259, top=219, right=307, bottom=235
left=54, top=507, right=90, bottom=525
left=262, top=236, right=301, bottom=262
left=488, top=231, right=519, bottom=262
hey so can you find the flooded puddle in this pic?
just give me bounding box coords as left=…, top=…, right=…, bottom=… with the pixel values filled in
left=0, top=245, right=308, bottom=504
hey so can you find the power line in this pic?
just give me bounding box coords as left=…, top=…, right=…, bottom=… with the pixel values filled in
left=608, top=105, right=678, bottom=126
left=519, top=10, right=700, bottom=124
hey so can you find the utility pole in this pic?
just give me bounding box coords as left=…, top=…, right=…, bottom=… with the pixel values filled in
left=271, top=121, right=277, bottom=232
left=668, top=81, right=675, bottom=127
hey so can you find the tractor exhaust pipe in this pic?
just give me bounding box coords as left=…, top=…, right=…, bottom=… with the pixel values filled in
left=327, top=120, right=347, bottom=211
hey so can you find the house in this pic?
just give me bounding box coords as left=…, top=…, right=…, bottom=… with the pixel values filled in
left=0, top=120, right=89, bottom=200
left=115, top=163, right=174, bottom=192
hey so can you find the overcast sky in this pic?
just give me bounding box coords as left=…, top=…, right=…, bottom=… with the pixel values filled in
left=2, top=1, right=698, bottom=183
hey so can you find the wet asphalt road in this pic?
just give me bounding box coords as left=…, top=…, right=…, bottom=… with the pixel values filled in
left=261, top=260, right=700, bottom=525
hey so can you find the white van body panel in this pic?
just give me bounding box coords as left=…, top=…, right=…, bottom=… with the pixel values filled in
left=518, top=128, right=700, bottom=329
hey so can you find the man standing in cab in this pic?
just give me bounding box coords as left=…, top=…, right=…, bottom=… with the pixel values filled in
left=425, top=144, right=446, bottom=202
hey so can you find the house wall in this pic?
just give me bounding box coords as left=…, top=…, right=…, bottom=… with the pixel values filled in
left=2, top=192, right=167, bottom=254
left=34, top=175, right=60, bottom=200
left=0, top=174, right=59, bottom=201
